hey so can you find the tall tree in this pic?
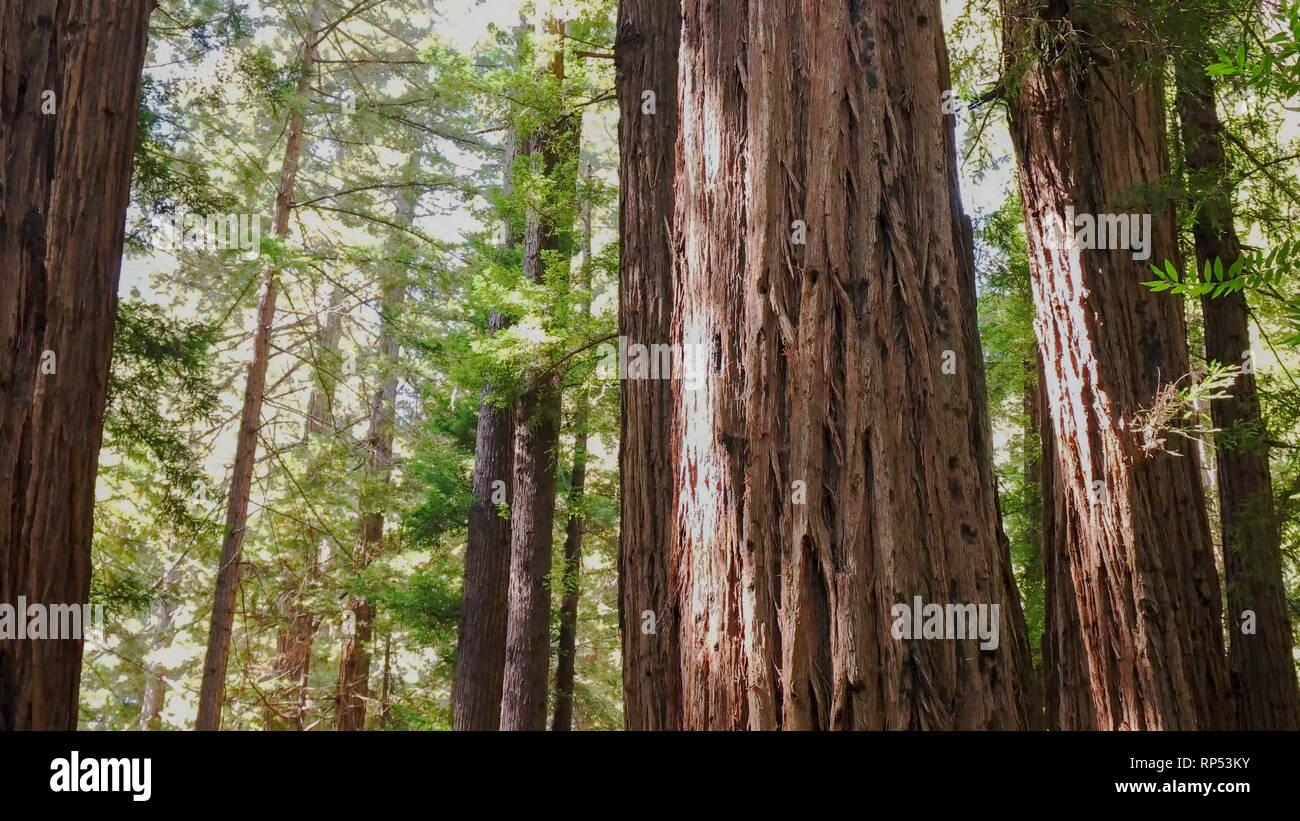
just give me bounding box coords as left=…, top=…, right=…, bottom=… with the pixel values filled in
left=1002, top=0, right=1232, bottom=729
left=196, top=1, right=322, bottom=730
left=337, top=187, right=411, bottom=731
left=1174, top=16, right=1300, bottom=730
left=615, top=0, right=683, bottom=732
left=264, top=286, right=342, bottom=731
left=0, top=0, right=153, bottom=730
left=552, top=188, right=596, bottom=732
left=452, top=137, right=520, bottom=731
left=620, top=0, right=1035, bottom=729
left=499, top=16, right=583, bottom=731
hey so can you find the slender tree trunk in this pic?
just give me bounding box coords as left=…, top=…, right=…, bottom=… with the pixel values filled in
left=452, top=134, right=522, bottom=730
left=634, top=0, right=1035, bottom=730
left=0, top=0, right=152, bottom=730
left=336, top=188, right=410, bottom=731
left=263, top=286, right=342, bottom=731
left=139, top=578, right=178, bottom=731
left=615, top=0, right=683, bottom=732
left=552, top=202, right=595, bottom=732
left=550, top=418, right=586, bottom=732
left=1003, top=0, right=1232, bottom=729
left=196, top=2, right=321, bottom=730
left=379, top=632, right=392, bottom=729
left=499, top=17, right=582, bottom=732
left=1175, top=47, right=1300, bottom=730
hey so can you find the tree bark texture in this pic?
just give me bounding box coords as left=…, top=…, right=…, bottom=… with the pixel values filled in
left=0, top=0, right=152, bottom=730
left=1004, top=0, right=1232, bottom=729
left=627, top=0, right=1036, bottom=730
left=615, top=0, right=684, bottom=732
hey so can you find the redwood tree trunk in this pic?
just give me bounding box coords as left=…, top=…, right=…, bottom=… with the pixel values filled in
left=637, top=0, right=1035, bottom=730
left=499, top=18, right=581, bottom=731
left=615, top=0, right=683, bottom=732
left=453, top=309, right=515, bottom=730
left=552, top=222, right=594, bottom=730
left=550, top=410, right=586, bottom=732
left=0, top=0, right=152, bottom=730
left=265, top=605, right=315, bottom=731
left=1004, top=0, right=1232, bottom=729
left=196, top=2, right=321, bottom=731
left=1175, top=49, right=1300, bottom=730
left=452, top=134, right=522, bottom=731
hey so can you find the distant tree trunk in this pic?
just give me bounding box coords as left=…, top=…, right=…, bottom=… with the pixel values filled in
left=265, top=604, right=315, bottom=731
left=379, top=633, right=392, bottom=729
left=499, top=16, right=582, bottom=732
left=453, top=135, right=522, bottom=731
left=196, top=2, right=321, bottom=731
left=552, top=200, right=595, bottom=733
left=1175, top=48, right=1300, bottom=730
left=336, top=188, right=410, bottom=731
left=138, top=673, right=167, bottom=732
left=139, top=578, right=178, bottom=731
left=264, top=286, right=343, bottom=732
left=550, top=415, right=586, bottom=732
left=615, top=0, right=683, bottom=732
left=1003, top=0, right=1232, bottom=729
left=634, top=0, right=1034, bottom=729
left=0, top=0, right=152, bottom=730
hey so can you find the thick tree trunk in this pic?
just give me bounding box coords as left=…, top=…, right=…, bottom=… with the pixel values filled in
left=336, top=200, right=408, bottom=730
left=0, top=0, right=152, bottom=730
left=196, top=2, right=321, bottom=731
left=615, top=0, right=683, bottom=732
left=499, top=18, right=582, bottom=732
left=452, top=133, right=523, bottom=731
left=1004, top=0, right=1232, bottom=729
left=636, top=0, right=1035, bottom=730
left=1037, top=359, right=1096, bottom=730
left=453, top=310, right=515, bottom=730
left=1175, top=51, right=1300, bottom=730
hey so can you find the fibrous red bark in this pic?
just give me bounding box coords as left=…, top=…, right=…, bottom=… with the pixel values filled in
left=1004, top=0, right=1232, bottom=729
left=615, top=0, right=684, bottom=731
left=620, top=0, right=1036, bottom=729
left=0, top=0, right=153, bottom=730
